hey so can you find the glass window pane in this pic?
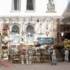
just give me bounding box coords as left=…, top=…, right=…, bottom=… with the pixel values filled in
left=12, top=25, right=19, bottom=33
left=14, top=0, right=20, bottom=10
left=27, top=0, right=34, bottom=10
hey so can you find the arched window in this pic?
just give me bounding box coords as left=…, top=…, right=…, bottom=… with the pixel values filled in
left=26, top=24, right=35, bottom=43
left=26, top=24, right=34, bottom=35
left=12, top=25, right=19, bottom=33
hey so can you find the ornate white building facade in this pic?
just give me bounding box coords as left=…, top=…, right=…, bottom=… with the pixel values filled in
left=0, top=0, right=67, bottom=46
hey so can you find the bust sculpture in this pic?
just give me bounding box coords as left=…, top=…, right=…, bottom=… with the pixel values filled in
left=47, top=0, right=55, bottom=12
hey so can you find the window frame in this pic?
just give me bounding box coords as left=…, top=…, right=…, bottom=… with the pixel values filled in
left=26, top=0, right=35, bottom=11
left=12, top=0, right=21, bottom=11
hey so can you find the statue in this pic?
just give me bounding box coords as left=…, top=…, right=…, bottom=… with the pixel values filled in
left=47, top=0, right=55, bottom=12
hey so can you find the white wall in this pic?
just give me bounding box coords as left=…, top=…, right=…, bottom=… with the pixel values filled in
left=0, top=0, right=69, bottom=17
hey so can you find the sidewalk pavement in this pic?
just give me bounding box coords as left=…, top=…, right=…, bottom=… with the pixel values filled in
left=0, top=62, right=70, bottom=70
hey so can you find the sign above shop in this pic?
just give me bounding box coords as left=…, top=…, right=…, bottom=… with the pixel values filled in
left=37, top=37, right=54, bottom=45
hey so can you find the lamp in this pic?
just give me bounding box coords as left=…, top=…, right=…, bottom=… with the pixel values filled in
left=61, top=32, right=64, bottom=37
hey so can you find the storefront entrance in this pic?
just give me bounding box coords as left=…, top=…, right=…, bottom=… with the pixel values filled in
left=64, top=33, right=70, bottom=39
